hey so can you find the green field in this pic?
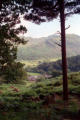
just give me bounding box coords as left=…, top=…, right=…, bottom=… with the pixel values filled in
left=27, top=72, right=41, bottom=76
left=20, top=58, right=59, bottom=67
left=0, top=72, right=80, bottom=119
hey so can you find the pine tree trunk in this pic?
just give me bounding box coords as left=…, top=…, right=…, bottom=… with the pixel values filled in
left=0, top=0, right=2, bottom=10
left=59, top=0, right=68, bottom=101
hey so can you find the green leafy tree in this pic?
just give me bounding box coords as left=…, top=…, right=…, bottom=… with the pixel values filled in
left=0, top=24, right=27, bottom=83
left=0, top=1, right=27, bottom=83
left=4, top=62, right=27, bottom=84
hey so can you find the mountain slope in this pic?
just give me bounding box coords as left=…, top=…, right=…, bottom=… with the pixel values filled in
left=27, top=55, right=80, bottom=76
left=17, top=34, right=80, bottom=60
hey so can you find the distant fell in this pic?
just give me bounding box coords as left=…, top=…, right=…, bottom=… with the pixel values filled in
left=17, top=34, right=80, bottom=60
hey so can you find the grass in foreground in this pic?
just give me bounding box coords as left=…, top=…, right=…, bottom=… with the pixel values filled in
left=0, top=72, right=80, bottom=120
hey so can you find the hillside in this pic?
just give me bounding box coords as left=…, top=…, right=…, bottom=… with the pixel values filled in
left=17, top=34, right=80, bottom=60
left=27, top=55, right=80, bottom=76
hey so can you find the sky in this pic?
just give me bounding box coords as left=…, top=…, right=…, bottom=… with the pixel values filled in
left=20, top=14, right=80, bottom=38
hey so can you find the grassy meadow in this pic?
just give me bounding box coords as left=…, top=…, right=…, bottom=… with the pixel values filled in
left=20, top=58, right=59, bottom=67
left=27, top=72, right=41, bottom=76
left=0, top=72, right=80, bottom=119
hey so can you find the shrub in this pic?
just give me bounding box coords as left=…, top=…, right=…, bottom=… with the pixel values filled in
left=3, top=62, right=27, bottom=84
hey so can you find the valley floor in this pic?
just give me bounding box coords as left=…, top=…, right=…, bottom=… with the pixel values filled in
left=0, top=72, right=80, bottom=120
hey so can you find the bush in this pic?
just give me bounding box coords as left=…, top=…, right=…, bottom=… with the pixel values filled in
left=2, top=62, right=27, bottom=84
left=52, top=70, right=62, bottom=77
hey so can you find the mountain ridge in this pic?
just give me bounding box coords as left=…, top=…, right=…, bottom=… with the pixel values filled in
left=17, top=34, right=80, bottom=60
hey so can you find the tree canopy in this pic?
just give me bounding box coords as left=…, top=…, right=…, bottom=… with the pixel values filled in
left=0, top=0, right=80, bottom=26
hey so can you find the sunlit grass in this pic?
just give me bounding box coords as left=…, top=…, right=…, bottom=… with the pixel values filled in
left=20, top=58, right=60, bottom=67
left=27, top=72, right=41, bottom=76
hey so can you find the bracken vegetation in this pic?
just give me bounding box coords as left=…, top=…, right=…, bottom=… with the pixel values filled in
left=0, top=72, right=80, bottom=119
left=0, top=72, right=80, bottom=120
